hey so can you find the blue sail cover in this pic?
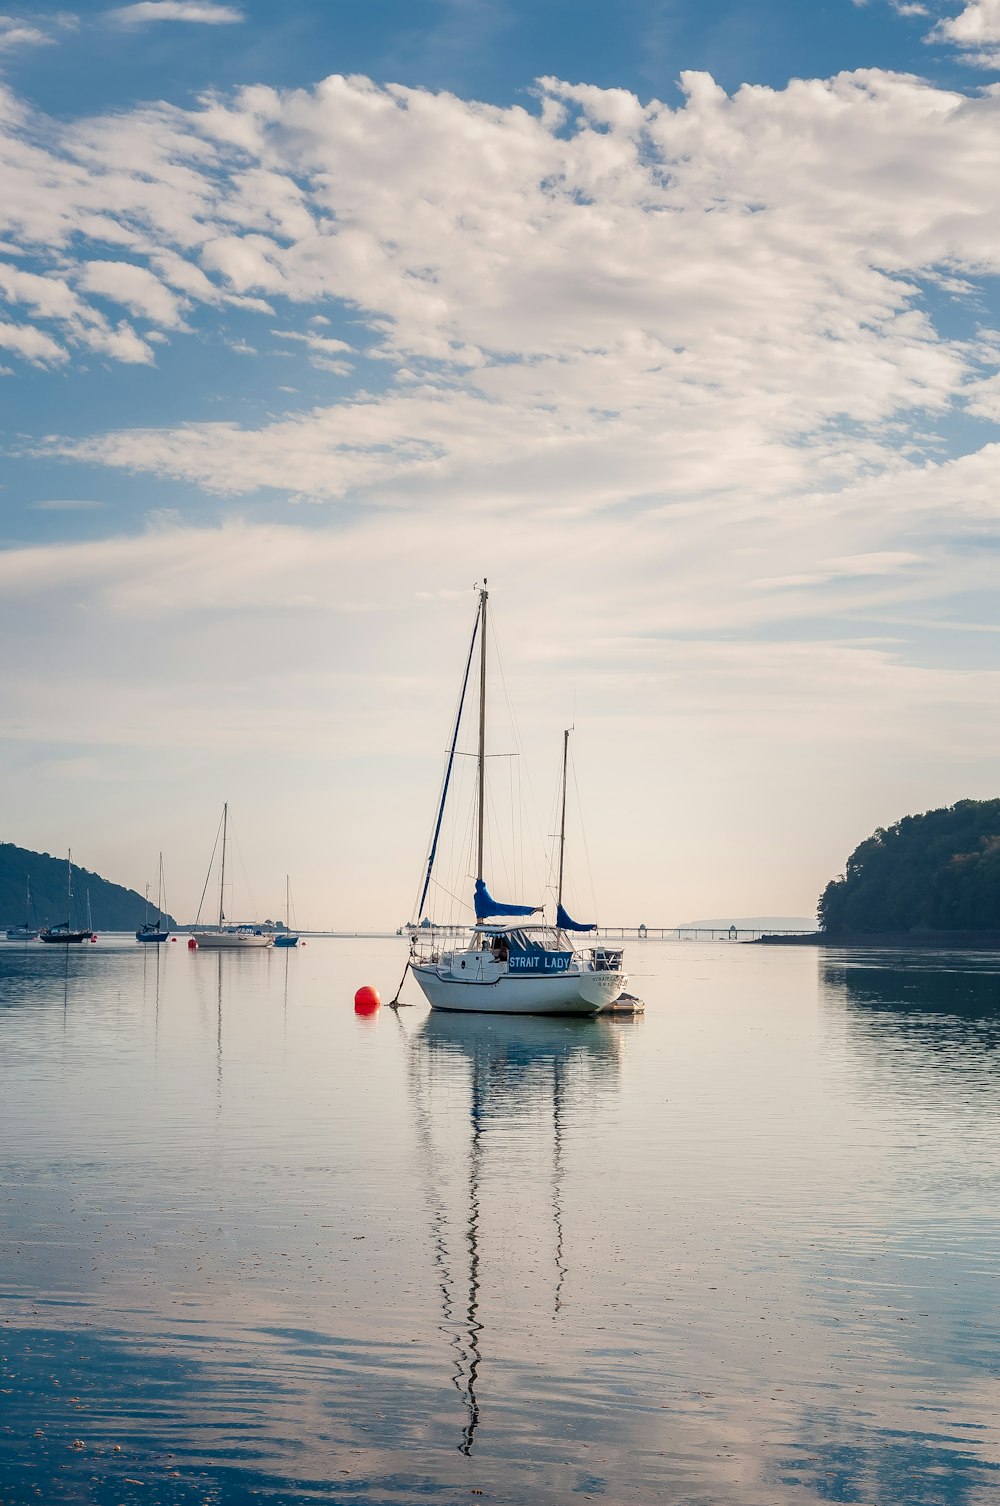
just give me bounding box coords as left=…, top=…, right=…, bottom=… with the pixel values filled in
left=474, top=878, right=540, bottom=920
left=556, top=903, right=594, bottom=932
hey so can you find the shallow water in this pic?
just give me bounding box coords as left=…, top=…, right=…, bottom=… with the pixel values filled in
left=1, top=937, right=998, bottom=1504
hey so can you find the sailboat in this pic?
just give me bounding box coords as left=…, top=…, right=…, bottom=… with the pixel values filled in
left=191, top=804, right=273, bottom=949
left=136, top=853, right=170, bottom=942
left=40, top=850, right=93, bottom=944
left=407, top=585, right=627, bottom=1015
left=273, top=876, right=299, bottom=948
left=6, top=876, right=39, bottom=940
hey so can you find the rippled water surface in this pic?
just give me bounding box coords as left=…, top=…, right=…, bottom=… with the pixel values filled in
left=1, top=937, right=998, bottom=1505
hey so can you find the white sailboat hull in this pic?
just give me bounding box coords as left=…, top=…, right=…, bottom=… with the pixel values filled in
left=191, top=931, right=273, bottom=949
left=411, top=961, right=626, bottom=1015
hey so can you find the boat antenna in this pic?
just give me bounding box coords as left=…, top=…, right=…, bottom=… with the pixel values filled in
left=218, top=801, right=228, bottom=928
left=476, top=580, right=488, bottom=885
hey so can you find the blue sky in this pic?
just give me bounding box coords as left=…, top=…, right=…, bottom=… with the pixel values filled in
left=3, top=0, right=1000, bottom=926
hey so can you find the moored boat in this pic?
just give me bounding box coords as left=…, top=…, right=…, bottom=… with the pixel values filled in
left=40, top=851, right=93, bottom=944
left=272, top=875, right=299, bottom=948
left=406, top=585, right=627, bottom=1016
left=190, top=804, right=273, bottom=949
left=136, top=853, right=170, bottom=942
left=6, top=876, right=39, bottom=940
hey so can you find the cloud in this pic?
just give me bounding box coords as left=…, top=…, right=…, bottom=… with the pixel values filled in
left=0, top=68, right=990, bottom=507
left=0, top=318, right=66, bottom=364
left=271, top=326, right=354, bottom=372
left=927, top=0, right=1000, bottom=62
left=108, top=2, right=243, bottom=25
left=0, top=20, right=51, bottom=54
left=78, top=259, right=188, bottom=328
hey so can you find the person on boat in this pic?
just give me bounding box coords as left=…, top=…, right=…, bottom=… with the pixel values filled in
left=491, top=934, right=510, bottom=963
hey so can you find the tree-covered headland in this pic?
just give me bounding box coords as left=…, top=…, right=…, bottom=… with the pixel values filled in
left=0, top=842, right=175, bottom=931
left=819, top=799, right=1000, bottom=934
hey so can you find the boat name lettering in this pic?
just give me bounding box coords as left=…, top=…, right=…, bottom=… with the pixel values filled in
left=508, top=951, right=572, bottom=974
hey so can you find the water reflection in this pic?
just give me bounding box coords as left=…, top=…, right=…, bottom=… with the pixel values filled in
left=824, top=950, right=1000, bottom=1022
left=821, top=951, right=1000, bottom=1093
left=3, top=941, right=999, bottom=1505
left=401, top=1013, right=626, bottom=1455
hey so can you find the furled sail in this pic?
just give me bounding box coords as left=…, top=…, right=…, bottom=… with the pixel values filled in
left=474, top=878, right=541, bottom=920
left=556, top=903, right=594, bottom=932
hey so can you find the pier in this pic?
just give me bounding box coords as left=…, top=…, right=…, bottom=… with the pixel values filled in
left=594, top=925, right=817, bottom=942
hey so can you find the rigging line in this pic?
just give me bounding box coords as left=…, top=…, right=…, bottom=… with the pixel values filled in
left=228, top=814, right=261, bottom=924
left=434, top=740, right=476, bottom=927
left=570, top=750, right=599, bottom=926
left=417, top=601, right=480, bottom=922
left=428, top=875, right=476, bottom=914
left=484, top=776, right=514, bottom=899
left=489, top=602, right=549, bottom=894
left=194, top=808, right=226, bottom=927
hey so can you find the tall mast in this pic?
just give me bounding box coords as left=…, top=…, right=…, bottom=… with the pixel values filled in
left=285, top=874, right=290, bottom=931
left=476, top=583, right=488, bottom=885
left=557, top=728, right=570, bottom=911
left=67, top=849, right=73, bottom=921
left=156, top=853, right=163, bottom=927
left=218, top=803, right=228, bottom=929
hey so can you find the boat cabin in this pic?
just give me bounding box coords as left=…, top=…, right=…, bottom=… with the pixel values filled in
left=474, top=924, right=575, bottom=974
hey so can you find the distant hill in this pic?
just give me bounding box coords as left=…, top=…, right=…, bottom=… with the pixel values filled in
left=0, top=843, right=175, bottom=932
left=819, top=799, right=1000, bottom=933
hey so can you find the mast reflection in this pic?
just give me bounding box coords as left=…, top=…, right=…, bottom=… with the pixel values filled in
left=402, top=1011, right=630, bottom=1454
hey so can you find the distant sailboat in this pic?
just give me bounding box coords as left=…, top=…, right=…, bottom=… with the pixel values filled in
left=6, top=876, right=39, bottom=941
left=407, top=585, right=627, bottom=1015
left=191, top=804, right=273, bottom=949
left=40, top=851, right=92, bottom=944
left=136, top=853, right=170, bottom=943
left=273, top=875, right=299, bottom=948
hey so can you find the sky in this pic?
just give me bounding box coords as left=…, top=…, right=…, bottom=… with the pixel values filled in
left=4, top=0, right=1000, bottom=928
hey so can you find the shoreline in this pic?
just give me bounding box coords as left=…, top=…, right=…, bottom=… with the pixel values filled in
left=753, top=930, right=1000, bottom=949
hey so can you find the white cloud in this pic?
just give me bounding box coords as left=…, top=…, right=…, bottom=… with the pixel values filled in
left=0, top=318, right=66, bottom=364
left=79, top=259, right=188, bottom=328
left=928, top=0, right=1000, bottom=62
left=0, top=12, right=77, bottom=60
left=0, top=20, right=50, bottom=53
left=108, top=2, right=243, bottom=25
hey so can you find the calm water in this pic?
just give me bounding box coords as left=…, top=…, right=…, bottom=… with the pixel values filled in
left=1, top=938, right=998, bottom=1505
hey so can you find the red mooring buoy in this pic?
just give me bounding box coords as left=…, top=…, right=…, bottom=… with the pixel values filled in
left=187, top=937, right=198, bottom=950
left=354, top=984, right=380, bottom=1014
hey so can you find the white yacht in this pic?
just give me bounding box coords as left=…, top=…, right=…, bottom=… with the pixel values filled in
left=406, top=585, right=627, bottom=1016
left=191, top=804, right=273, bottom=949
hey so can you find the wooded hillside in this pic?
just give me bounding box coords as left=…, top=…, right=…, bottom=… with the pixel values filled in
left=0, top=843, right=175, bottom=931
left=819, top=799, right=1000, bottom=933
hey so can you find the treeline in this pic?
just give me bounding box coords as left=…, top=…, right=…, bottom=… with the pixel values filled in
left=0, top=842, right=175, bottom=932
left=819, top=799, right=1000, bottom=933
